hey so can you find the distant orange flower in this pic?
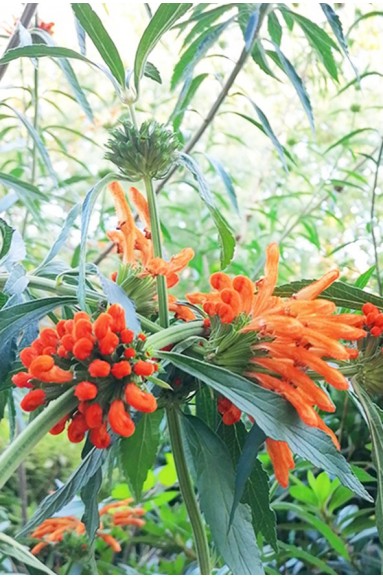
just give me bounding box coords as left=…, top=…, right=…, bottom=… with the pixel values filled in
left=30, top=499, right=145, bottom=556
left=188, top=243, right=366, bottom=487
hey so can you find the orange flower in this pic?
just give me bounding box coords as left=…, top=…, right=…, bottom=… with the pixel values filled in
left=15, top=303, right=159, bottom=449
left=124, top=382, right=157, bottom=413
left=265, top=439, right=295, bottom=488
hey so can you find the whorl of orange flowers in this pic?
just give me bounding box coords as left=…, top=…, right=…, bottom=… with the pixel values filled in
left=189, top=243, right=367, bottom=487
left=31, top=498, right=145, bottom=555
left=12, top=303, right=158, bottom=449
left=107, top=181, right=194, bottom=288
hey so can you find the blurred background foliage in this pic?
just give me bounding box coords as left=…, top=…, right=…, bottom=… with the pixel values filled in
left=1, top=2, right=383, bottom=574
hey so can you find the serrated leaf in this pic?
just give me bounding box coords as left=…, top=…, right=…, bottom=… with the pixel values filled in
left=275, top=279, right=383, bottom=310
left=134, top=4, right=192, bottom=92
left=352, top=379, right=383, bottom=545
left=71, top=3, right=126, bottom=87
left=78, top=173, right=117, bottom=309
left=19, top=446, right=105, bottom=537
left=219, top=420, right=277, bottom=550
left=0, top=532, right=54, bottom=574
left=181, top=413, right=264, bottom=575
left=195, top=385, right=219, bottom=430
left=171, top=20, right=231, bottom=90
left=120, top=410, right=164, bottom=501
left=81, top=465, right=102, bottom=542
left=320, top=3, right=358, bottom=76
left=179, top=153, right=235, bottom=268
left=144, top=61, right=162, bottom=84
left=159, top=351, right=371, bottom=502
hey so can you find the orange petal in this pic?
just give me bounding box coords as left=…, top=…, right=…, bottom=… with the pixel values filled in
left=266, top=438, right=294, bottom=487
left=129, top=187, right=151, bottom=229
left=294, top=270, right=339, bottom=301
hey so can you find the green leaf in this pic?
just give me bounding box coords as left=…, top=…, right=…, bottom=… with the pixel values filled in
left=275, top=279, right=383, bottom=310
left=35, top=203, right=81, bottom=274
left=144, top=61, right=162, bottom=84
left=0, top=297, right=76, bottom=344
left=179, top=153, right=235, bottom=268
left=250, top=101, right=288, bottom=170
left=355, top=265, right=376, bottom=289
left=277, top=541, right=337, bottom=575
left=71, top=3, right=126, bottom=87
left=134, top=4, right=192, bottom=92
left=0, top=172, right=46, bottom=201
left=320, top=4, right=357, bottom=74
left=268, top=45, right=314, bottom=131
left=267, top=12, right=282, bottom=45
left=81, top=465, right=102, bottom=542
left=273, top=502, right=349, bottom=558
left=195, top=385, right=219, bottom=430
left=171, top=20, right=230, bottom=90
left=32, top=29, right=94, bottom=122
left=352, top=380, right=383, bottom=545
left=219, top=420, right=277, bottom=550
left=181, top=414, right=264, bottom=575
left=78, top=173, right=117, bottom=309
left=159, top=351, right=371, bottom=502
left=0, top=532, right=54, bottom=574
left=204, top=154, right=239, bottom=214
left=282, top=9, right=339, bottom=81
left=0, top=218, right=14, bottom=263
left=19, top=445, right=105, bottom=537
left=324, top=128, right=377, bottom=153
left=120, top=410, right=164, bottom=501
left=170, top=73, right=208, bottom=132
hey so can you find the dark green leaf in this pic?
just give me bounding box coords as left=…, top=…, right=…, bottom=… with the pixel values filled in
left=120, top=410, right=164, bottom=500
left=134, top=4, right=192, bottom=92
left=179, top=153, right=235, bottom=268
left=81, top=466, right=102, bottom=542
left=219, top=421, right=277, bottom=550
left=0, top=219, right=14, bottom=263
left=275, top=279, right=383, bottom=310
left=181, top=414, right=264, bottom=575
left=352, top=380, right=383, bottom=545
left=195, top=385, right=219, bottom=430
left=278, top=541, right=337, bottom=575
left=19, top=446, right=105, bottom=536
left=171, top=20, right=231, bottom=90
left=144, top=61, right=162, bottom=84
left=71, top=3, right=126, bottom=87
left=159, top=352, right=371, bottom=502
left=320, top=4, right=356, bottom=74
left=355, top=266, right=376, bottom=289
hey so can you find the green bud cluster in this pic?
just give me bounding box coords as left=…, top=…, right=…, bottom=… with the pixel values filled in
left=105, top=119, right=181, bottom=181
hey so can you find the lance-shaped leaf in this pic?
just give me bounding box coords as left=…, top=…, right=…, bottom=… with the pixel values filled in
left=120, top=409, right=164, bottom=501
left=0, top=532, right=54, bottom=574
left=179, top=153, right=235, bottom=268
left=320, top=4, right=358, bottom=76
left=134, top=4, right=192, bottom=92
left=182, top=413, right=264, bottom=575
left=71, top=3, right=126, bottom=88
left=159, top=351, right=372, bottom=502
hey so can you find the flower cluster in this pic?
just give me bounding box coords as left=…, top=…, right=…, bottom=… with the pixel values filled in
left=362, top=302, right=383, bottom=337
left=188, top=244, right=366, bottom=487
left=12, top=303, right=158, bottom=449
left=31, top=498, right=145, bottom=555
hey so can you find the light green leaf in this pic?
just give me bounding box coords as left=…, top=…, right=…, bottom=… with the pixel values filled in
left=134, top=4, right=192, bottom=92
left=71, top=3, right=126, bottom=87
left=0, top=532, right=54, bottom=574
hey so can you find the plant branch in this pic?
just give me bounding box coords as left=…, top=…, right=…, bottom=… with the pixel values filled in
left=370, top=138, right=383, bottom=295
left=0, top=3, right=39, bottom=83
left=166, top=405, right=211, bottom=575
left=155, top=5, right=269, bottom=196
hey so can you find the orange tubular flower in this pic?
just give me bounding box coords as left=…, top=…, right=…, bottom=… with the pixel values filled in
left=124, top=382, right=157, bottom=413
left=14, top=303, right=159, bottom=450
left=30, top=499, right=145, bottom=557
left=190, top=243, right=366, bottom=487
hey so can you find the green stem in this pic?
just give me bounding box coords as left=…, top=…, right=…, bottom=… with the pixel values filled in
left=166, top=405, right=210, bottom=574
left=129, top=103, right=138, bottom=129
left=143, top=175, right=169, bottom=328
left=147, top=320, right=204, bottom=351
left=0, top=388, right=77, bottom=491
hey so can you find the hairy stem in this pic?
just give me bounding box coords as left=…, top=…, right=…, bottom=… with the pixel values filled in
left=166, top=405, right=210, bottom=574
left=143, top=175, right=169, bottom=328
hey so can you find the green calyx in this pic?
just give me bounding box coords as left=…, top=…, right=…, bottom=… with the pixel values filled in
left=105, top=119, right=182, bottom=181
